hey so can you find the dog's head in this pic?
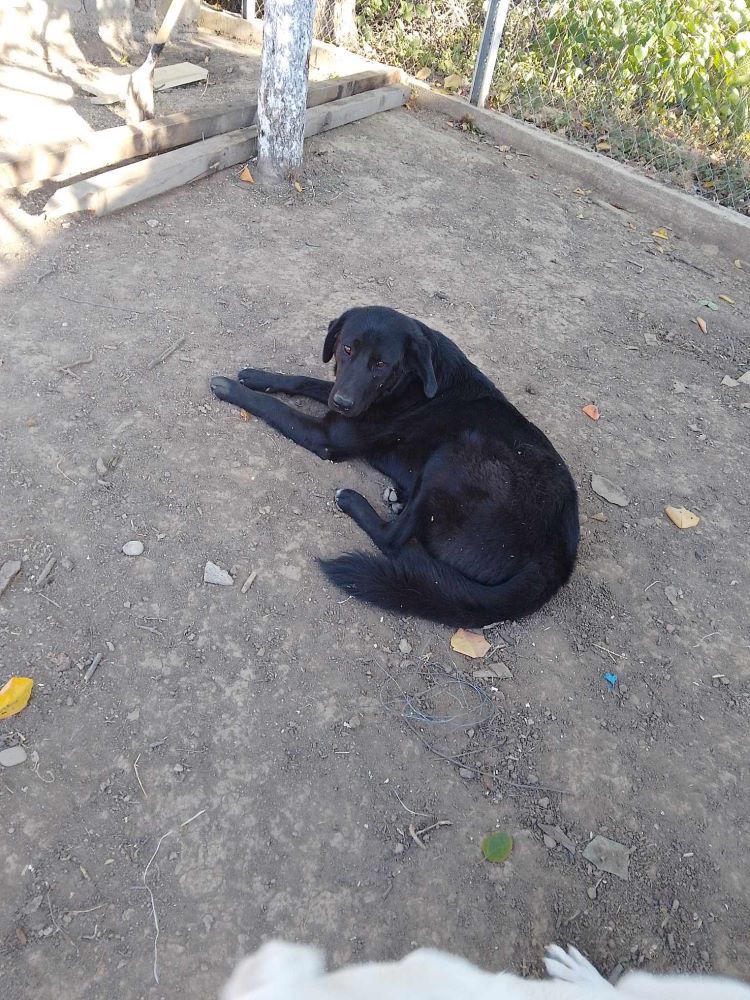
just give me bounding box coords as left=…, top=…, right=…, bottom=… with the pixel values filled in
left=322, top=306, right=438, bottom=418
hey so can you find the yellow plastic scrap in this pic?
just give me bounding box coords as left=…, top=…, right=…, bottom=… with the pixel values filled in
left=0, top=677, right=33, bottom=719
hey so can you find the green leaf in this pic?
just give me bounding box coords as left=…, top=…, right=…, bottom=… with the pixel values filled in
left=481, top=830, right=513, bottom=863
left=698, top=299, right=719, bottom=310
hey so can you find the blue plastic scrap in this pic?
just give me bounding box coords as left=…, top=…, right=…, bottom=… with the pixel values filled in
left=602, top=672, right=618, bottom=689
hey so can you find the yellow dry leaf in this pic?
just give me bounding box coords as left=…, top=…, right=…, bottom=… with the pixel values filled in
left=719, top=294, right=735, bottom=304
left=734, top=259, right=744, bottom=269
left=0, top=676, right=33, bottom=719
left=239, top=165, right=254, bottom=184
left=444, top=73, right=464, bottom=90
left=415, top=66, right=431, bottom=80
left=651, top=227, right=669, bottom=240
left=293, top=180, right=303, bottom=193
left=582, top=403, right=601, bottom=421
left=595, top=141, right=611, bottom=152
left=239, top=410, right=252, bottom=422
left=450, top=628, right=490, bottom=659
left=695, top=317, right=707, bottom=334
left=664, top=505, right=700, bottom=529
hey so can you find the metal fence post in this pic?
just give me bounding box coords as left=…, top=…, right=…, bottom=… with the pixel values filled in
left=469, top=0, right=510, bottom=108
left=241, top=0, right=256, bottom=19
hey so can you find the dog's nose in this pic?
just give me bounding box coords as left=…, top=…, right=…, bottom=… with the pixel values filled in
left=333, top=393, right=354, bottom=411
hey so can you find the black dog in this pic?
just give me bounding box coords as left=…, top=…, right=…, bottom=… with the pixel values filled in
left=210, top=306, right=579, bottom=627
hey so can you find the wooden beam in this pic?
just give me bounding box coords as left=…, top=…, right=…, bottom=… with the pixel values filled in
left=0, top=69, right=401, bottom=190
left=43, top=85, right=409, bottom=219
left=80, top=61, right=208, bottom=103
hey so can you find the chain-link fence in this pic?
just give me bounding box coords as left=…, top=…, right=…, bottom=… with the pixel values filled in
left=213, top=0, right=750, bottom=214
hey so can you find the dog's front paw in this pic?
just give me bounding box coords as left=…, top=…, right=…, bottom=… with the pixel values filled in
left=237, top=368, right=271, bottom=391
left=544, top=945, right=604, bottom=987
left=383, top=486, right=404, bottom=515
left=210, top=375, right=237, bottom=403
left=335, top=488, right=355, bottom=513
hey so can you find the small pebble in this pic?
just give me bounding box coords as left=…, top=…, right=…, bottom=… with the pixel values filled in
left=587, top=886, right=597, bottom=900
left=0, top=746, right=28, bottom=768
left=538, top=797, right=550, bottom=808
left=398, top=638, right=412, bottom=655
left=458, top=767, right=474, bottom=779
left=393, top=844, right=404, bottom=855
left=543, top=834, right=557, bottom=850
left=122, top=540, right=144, bottom=557
left=146, top=218, right=159, bottom=228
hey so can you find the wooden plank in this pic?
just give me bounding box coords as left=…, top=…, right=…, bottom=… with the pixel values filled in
left=1, top=69, right=401, bottom=189
left=81, top=61, right=208, bottom=103
left=43, top=85, right=409, bottom=219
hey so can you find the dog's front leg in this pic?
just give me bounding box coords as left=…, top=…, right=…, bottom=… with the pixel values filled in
left=237, top=369, right=334, bottom=404
left=211, top=376, right=338, bottom=460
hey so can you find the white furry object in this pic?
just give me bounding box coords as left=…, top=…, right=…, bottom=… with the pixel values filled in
left=222, top=940, right=750, bottom=1000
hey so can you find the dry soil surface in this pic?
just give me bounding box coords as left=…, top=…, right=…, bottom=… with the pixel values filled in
left=1, top=49, right=749, bottom=1000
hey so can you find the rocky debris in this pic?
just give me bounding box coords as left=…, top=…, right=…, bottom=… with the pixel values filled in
left=582, top=834, right=630, bottom=880
left=0, top=560, right=22, bottom=598
left=0, top=745, right=28, bottom=767
left=204, top=561, right=234, bottom=586
left=591, top=473, right=629, bottom=507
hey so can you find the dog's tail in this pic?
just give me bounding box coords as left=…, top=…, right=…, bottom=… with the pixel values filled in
left=319, top=547, right=564, bottom=628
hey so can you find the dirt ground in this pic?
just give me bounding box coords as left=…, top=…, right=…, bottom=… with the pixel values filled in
left=1, top=29, right=749, bottom=1000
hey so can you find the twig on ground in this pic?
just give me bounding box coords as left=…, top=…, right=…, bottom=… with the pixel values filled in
left=408, top=823, right=426, bottom=849
left=392, top=789, right=431, bottom=818
left=148, top=337, right=185, bottom=370
left=180, top=809, right=206, bottom=828
left=668, top=254, right=716, bottom=279
left=414, top=819, right=452, bottom=837
left=134, top=753, right=148, bottom=798
left=57, top=352, right=94, bottom=375
left=84, top=652, right=103, bottom=682
left=241, top=570, right=257, bottom=594
left=644, top=580, right=663, bottom=591
left=142, top=831, right=174, bottom=985
left=38, top=592, right=61, bottom=608
left=55, top=461, right=77, bottom=484
left=36, top=557, right=57, bottom=587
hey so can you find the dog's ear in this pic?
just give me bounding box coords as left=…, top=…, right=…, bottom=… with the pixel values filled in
left=409, top=326, right=438, bottom=398
left=323, top=311, right=349, bottom=363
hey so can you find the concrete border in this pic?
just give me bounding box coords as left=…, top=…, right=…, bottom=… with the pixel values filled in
left=198, top=4, right=749, bottom=259
left=410, top=86, right=749, bottom=258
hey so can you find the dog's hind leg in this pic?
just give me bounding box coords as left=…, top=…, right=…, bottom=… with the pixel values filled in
left=237, top=369, right=333, bottom=404
left=335, top=489, right=416, bottom=554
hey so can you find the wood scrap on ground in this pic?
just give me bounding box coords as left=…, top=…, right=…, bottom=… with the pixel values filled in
left=43, top=85, right=409, bottom=218
left=80, top=62, right=208, bottom=104
left=0, top=69, right=400, bottom=190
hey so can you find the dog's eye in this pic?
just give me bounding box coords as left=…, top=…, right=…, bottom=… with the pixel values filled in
left=375, top=360, right=388, bottom=369
left=343, top=345, right=352, bottom=356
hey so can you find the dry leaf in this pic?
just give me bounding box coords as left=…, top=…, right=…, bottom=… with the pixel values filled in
left=591, top=512, right=608, bottom=522
left=664, top=505, right=700, bottom=529
left=239, top=410, right=252, bottom=422
left=415, top=66, right=431, bottom=80
left=595, top=141, right=611, bottom=152
left=651, top=227, right=669, bottom=240
left=582, top=403, right=601, bottom=421
left=719, top=294, right=735, bottom=304
left=695, top=317, right=707, bottom=334
left=293, top=180, right=303, bottom=193
left=450, top=628, right=490, bottom=659
left=239, top=165, right=254, bottom=184
left=443, top=73, right=464, bottom=90
left=497, top=144, right=510, bottom=152
left=0, top=676, right=33, bottom=719
left=734, top=259, right=744, bottom=269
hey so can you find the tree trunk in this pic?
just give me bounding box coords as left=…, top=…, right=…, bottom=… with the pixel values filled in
left=312, top=0, right=357, bottom=49
left=257, top=0, right=316, bottom=183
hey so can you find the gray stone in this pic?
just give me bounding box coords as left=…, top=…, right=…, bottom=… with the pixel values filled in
left=582, top=834, right=630, bottom=880
left=459, top=767, right=474, bottom=779
left=543, top=834, right=557, bottom=849
left=591, top=474, right=629, bottom=507
left=122, top=540, right=144, bottom=557
left=0, top=745, right=28, bottom=767
left=204, top=561, right=233, bottom=586
left=0, top=560, right=22, bottom=598
left=398, top=638, right=412, bottom=655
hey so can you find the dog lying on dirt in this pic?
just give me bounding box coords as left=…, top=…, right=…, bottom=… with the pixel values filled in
left=210, top=306, right=579, bottom=627
left=222, top=940, right=750, bottom=1000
